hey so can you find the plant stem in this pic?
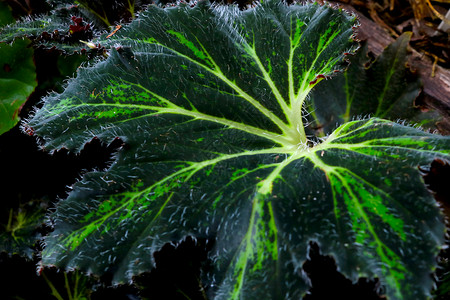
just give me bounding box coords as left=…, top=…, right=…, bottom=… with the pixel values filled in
left=64, top=273, right=73, bottom=300
left=42, top=272, right=65, bottom=300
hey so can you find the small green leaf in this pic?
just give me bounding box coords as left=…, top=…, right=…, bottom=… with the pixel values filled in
left=42, top=269, right=93, bottom=300
left=0, top=38, right=36, bottom=135
left=0, top=201, right=45, bottom=259
left=26, top=1, right=448, bottom=299
left=57, top=54, right=87, bottom=77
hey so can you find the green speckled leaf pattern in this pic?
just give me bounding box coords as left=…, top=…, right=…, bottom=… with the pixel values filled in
left=26, top=1, right=448, bottom=299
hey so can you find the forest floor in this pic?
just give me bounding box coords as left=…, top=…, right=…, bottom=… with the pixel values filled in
left=334, top=0, right=449, bottom=69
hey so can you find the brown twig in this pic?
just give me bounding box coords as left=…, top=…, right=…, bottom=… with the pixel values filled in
left=368, top=0, right=400, bottom=37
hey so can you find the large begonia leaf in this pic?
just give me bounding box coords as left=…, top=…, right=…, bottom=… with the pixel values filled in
left=0, top=38, right=36, bottom=135
left=26, top=1, right=449, bottom=299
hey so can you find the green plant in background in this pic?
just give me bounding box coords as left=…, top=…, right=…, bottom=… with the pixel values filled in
left=0, top=37, right=37, bottom=135
left=42, top=269, right=92, bottom=300
left=0, top=0, right=154, bottom=50
left=0, top=1, right=14, bottom=26
left=308, top=31, right=440, bottom=135
left=0, top=200, right=45, bottom=259
left=74, top=0, right=140, bottom=26
left=1, top=0, right=449, bottom=299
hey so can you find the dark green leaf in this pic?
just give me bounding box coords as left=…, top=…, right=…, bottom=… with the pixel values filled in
left=0, top=201, right=45, bottom=259
left=308, top=32, right=437, bottom=135
left=0, top=1, right=15, bottom=27
left=0, top=0, right=156, bottom=53
left=57, top=53, right=88, bottom=81
left=26, top=1, right=448, bottom=299
left=0, top=4, right=99, bottom=53
left=0, top=38, right=37, bottom=135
